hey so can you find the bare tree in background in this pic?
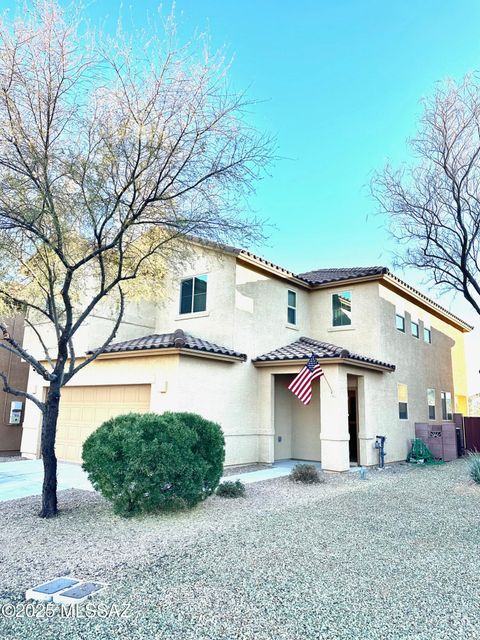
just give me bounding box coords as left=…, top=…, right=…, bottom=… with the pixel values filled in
left=372, top=76, right=480, bottom=316
left=0, top=0, right=272, bottom=517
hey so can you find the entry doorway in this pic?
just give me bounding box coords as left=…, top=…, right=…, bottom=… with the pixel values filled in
left=348, top=388, right=359, bottom=464
left=273, top=374, right=321, bottom=462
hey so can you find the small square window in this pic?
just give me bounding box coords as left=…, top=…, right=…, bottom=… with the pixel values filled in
left=411, top=321, right=419, bottom=338
left=396, top=314, right=405, bottom=332
left=424, top=327, right=431, bottom=343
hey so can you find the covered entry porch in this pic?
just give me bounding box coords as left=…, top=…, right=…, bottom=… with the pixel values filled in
left=253, top=336, right=396, bottom=471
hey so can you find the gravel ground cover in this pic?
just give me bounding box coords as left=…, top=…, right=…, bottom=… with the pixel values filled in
left=0, top=460, right=479, bottom=639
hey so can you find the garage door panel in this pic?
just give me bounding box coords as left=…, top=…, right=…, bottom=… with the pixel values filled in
left=55, top=384, right=151, bottom=463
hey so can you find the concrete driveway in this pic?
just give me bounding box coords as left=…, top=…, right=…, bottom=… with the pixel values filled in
left=0, top=459, right=93, bottom=501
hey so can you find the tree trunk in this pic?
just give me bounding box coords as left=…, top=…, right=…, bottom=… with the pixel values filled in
left=39, top=381, right=62, bottom=518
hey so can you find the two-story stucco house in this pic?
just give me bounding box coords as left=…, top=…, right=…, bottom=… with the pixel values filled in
left=20, top=240, right=472, bottom=471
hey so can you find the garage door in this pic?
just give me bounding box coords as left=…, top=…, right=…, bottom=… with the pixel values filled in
left=55, top=384, right=151, bottom=463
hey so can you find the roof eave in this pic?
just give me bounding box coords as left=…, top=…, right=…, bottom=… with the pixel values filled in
left=380, top=274, right=473, bottom=333
left=252, top=356, right=395, bottom=372
left=94, top=347, right=246, bottom=363
left=236, top=252, right=310, bottom=289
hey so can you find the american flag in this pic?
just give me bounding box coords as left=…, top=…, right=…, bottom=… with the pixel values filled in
left=288, top=353, right=324, bottom=405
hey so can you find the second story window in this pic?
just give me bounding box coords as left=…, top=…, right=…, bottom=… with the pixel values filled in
left=411, top=320, right=419, bottom=339
left=287, top=290, right=297, bottom=325
left=179, top=275, right=208, bottom=314
left=424, top=326, right=431, bottom=343
left=395, top=313, right=405, bottom=332
left=332, top=291, right=352, bottom=327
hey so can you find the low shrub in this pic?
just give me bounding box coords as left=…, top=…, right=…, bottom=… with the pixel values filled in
left=290, top=463, right=323, bottom=484
left=82, top=412, right=225, bottom=516
left=216, top=480, right=246, bottom=498
left=467, top=452, right=480, bottom=484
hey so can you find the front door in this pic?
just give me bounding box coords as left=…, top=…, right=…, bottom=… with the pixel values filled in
left=348, top=389, right=358, bottom=464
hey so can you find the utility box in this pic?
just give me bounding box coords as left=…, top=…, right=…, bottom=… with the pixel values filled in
left=9, top=401, right=23, bottom=425
left=415, top=422, right=458, bottom=461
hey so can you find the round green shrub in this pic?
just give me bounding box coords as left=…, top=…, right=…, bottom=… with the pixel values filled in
left=82, top=412, right=225, bottom=516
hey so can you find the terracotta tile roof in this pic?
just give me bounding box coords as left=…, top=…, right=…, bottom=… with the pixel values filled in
left=253, top=336, right=395, bottom=370
left=92, top=330, right=247, bottom=361
left=297, top=266, right=389, bottom=285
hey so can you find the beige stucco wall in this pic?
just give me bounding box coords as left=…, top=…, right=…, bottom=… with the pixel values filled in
left=24, top=299, right=156, bottom=364
left=376, top=283, right=466, bottom=461
left=21, top=352, right=261, bottom=465
left=309, top=281, right=382, bottom=360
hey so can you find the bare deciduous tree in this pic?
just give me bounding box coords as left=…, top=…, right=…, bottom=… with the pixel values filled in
left=0, top=1, right=272, bottom=517
left=372, top=76, right=480, bottom=315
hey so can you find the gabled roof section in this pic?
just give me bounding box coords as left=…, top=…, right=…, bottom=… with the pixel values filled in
left=90, top=330, right=247, bottom=361
left=297, top=266, right=389, bottom=286
left=253, top=336, right=395, bottom=371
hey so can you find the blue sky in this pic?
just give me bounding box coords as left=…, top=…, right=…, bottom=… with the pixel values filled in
left=79, top=0, right=480, bottom=278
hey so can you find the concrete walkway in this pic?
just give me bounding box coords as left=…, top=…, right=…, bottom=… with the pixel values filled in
left=0, top=458, right=323, bottom=502
left=0, top=459, right=93, bottom=501
left=222, top=459, right=322, bottom=484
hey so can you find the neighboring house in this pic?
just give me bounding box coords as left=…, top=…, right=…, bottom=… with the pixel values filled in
left=468, top=393, right=480, bottom=417
left=0, top=316, right=29, bottom=455
left=20, top=241, right=471, bottom=470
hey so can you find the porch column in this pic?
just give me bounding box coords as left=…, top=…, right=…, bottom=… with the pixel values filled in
left=257, top=369, right=275, bottom=463
left=357, top=374, right=379, bottom=466
left=320, top=365, right=349, bottom=471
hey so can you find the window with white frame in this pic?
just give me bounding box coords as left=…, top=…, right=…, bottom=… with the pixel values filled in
left=179, top=275, right=208, bottom=314
left=287, top=290, right=297, bottom=325
left=441, top=391, right=453, bottom=420
left=398, top=383, right=408, bottom=420
left=332, top=291, right=352, bottom=327
left=427, top=388, right=436, bottom=420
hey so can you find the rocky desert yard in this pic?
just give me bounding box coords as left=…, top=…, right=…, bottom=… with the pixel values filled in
left=0, top=460, right=479, bottom=640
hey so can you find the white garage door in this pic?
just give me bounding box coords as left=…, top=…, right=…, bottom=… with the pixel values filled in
left=55, top=384, right=151, bottom=463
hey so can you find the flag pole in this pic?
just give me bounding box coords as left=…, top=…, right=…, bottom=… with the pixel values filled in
left=322, top=371, right=335, bottom=397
